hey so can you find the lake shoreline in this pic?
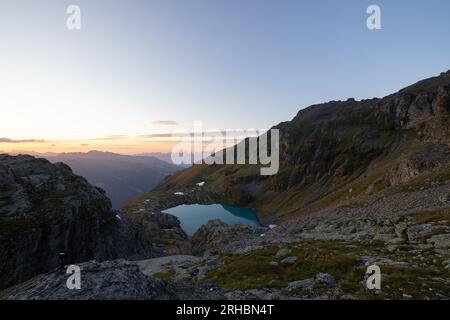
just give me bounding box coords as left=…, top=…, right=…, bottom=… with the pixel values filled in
left=162, top=203, right=261, bottom=236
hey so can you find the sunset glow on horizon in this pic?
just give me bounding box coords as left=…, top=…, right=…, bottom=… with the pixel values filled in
left=0, top=133, right=252, bottom=155
left=2, top=1, right=450, bottom=155
left=0, top=138, right=176, bottom=155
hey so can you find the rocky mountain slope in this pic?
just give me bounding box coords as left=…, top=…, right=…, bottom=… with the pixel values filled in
left=151, top=70, right=450, bottom=223
left=0, top=155, right=186, bottom=290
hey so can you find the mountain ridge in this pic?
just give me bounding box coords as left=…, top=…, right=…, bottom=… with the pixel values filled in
left=141, top=70, right=450, bottom=223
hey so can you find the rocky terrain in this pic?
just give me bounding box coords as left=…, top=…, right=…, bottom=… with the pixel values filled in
left=2, top=71, right=450, bottom=300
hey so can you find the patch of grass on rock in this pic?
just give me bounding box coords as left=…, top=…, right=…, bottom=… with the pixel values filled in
left=204, top=241, right=360, bottom=291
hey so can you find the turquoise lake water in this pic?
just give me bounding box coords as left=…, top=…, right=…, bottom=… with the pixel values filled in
left=162, top=204, right=260, bottom=236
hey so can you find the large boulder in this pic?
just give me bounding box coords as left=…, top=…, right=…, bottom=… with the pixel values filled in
left=2, top=259, right=175, bottom=300
left=1, top=258, right=230, bottom=300
left=187, top=219, right=261, bottom=256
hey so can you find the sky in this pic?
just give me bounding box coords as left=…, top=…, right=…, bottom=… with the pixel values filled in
left=1, top=0, right=450, bottom=154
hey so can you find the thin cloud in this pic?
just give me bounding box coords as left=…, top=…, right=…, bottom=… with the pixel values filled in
left=139, top=133, right=178, bottom=138
left=152, top=120, right=178, bottom=126
left=139, top=129, right=264, bottom=139
left=84, top=129, right=267, bottom=142
left=0, top=137, right=46, bottom=143
left=88, top=135, right=127, bottom=141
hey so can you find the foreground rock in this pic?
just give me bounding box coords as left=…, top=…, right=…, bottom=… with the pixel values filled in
left=2, top=260, right=174, bottom=300
left=287, top=279, right=315, bottom=291
left=137, top=255, right=201, bottom=282
left=1, top=259, right=231, bottom=300
left=187, top=219, right=265, bottom=256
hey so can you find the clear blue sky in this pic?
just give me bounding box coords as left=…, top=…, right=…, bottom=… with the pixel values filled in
left=1, top=0, right=449, bottom=149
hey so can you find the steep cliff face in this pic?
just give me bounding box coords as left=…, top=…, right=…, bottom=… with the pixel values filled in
left=0, top=155, right=186, bottom=290
left=150, top=71, right=450, bottom=222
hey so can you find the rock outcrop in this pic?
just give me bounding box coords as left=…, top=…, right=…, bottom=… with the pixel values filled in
left=0, top=155, right=187, bottom=290
left=2, top=259, right=175, bottom=300
left=1, top=259, right=230, bottom=300
left=187, top=219, right=263, bottom=256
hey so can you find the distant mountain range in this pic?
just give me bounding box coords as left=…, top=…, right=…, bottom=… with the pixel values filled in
left=24, top=151, right=182, bottom=208
left=135, top=152, right=202, bottom=167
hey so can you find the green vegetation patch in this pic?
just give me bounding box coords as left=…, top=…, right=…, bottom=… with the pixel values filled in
left=153, top=267, right=176, bottom=281
left=203, top=241, right=361, bottom=291
left=202, top=239, right=449, bottom=299
left=410, top=208, right=450, bottom=225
